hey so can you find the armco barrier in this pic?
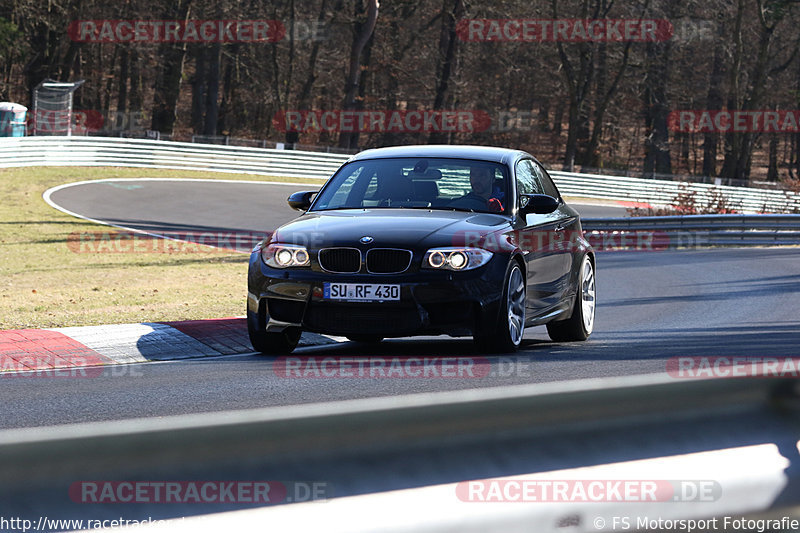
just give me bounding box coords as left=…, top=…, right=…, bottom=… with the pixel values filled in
left=2, top=136, right=799, bottom=212
left=550, top=169, right=800, bottom=214
left=1, top=374, right=799, bottom=531
left=0, top=136, right=349, bottom=180
left=583, top=214, right=800, bottom=247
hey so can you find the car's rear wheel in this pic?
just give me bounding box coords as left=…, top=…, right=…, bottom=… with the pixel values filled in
left=474, top=261, right=525, bottom=353
left=247, top=313, right=301, bottom=354
left=546, top=255, right=595, bottom=342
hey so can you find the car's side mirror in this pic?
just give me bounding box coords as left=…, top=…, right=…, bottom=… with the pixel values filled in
left=287, top=190, right=318, bottom=211
left=519, top=194, right=560, bottom=215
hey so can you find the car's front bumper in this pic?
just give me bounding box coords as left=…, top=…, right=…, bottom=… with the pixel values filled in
left=247, top=253, right=509, bottom=338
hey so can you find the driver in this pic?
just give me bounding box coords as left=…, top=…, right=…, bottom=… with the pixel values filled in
left=465, top=167, right=505, bottom=211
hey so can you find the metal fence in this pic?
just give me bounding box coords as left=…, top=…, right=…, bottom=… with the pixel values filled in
left=582, top=214, right=800, bottom=247
left=2, top=136, right=799, bottom=213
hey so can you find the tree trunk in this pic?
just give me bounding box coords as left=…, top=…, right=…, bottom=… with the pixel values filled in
left=102, top=46, right=118, bottom=118
left=581, top=39, right=606, bottom=168
left=150, top=0, right=193, bottom=135
left=538, top=101, right=550, bottom=132
left=553, top=102, right=564, bottom=135
left=338, top=0, right=379, bottom=149
left=377, top=2, right=426, bottom=147
left=58, top=40, right=80, bottom=81
left=218, top=44, right=240, bottom=136
left=24, top=23, right=51, bottom=98
left=428, top=0, right=464, bottom=144
left=116, top=47, right=129, bottom=130
left=190, top=47, right=208, bottom=135
left=203, top=42, right=221, bottom=136
left=585, top=37, right=635, bottom=169
left=551, top=0, right=595, bottom=170
left=283, top=0, right=296, bottom=109
left=297, top=0, right=330, bottom=110
left=642, top=38, right=672, bottom=177
left=563, top=100, right=580, bottom=171
left=795, top=60, right=800, bottom=180
left=767, top=133, right=779, bottom=181
left=128, top=49, right=143, bottom=115
left=702, top=28, right=725, bottom=177
left=721, top=0, right=782, bottom=182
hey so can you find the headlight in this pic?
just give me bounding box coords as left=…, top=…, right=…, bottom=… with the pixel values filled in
left=422, top=247, right=493, bottom=271
left=261, top=244, right=311, bottom=268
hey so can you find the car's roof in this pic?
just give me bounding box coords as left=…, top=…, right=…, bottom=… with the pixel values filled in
left=348, top=145, right=531, bottom=165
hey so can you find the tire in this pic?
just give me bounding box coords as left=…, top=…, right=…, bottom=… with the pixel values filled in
left=546, top=255, right=595, bottom=342
left=474, top=261, right=526, bottom=353
left=346, top=335, right=384, bottom=344
left=247, top=312, right=301, bottom=354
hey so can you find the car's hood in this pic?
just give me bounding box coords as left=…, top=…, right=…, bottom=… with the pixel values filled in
left=272, top=209, right=510, bottom=249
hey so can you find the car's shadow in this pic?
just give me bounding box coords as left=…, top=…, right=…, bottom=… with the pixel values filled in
left=133, top=319, right=800, bottom=386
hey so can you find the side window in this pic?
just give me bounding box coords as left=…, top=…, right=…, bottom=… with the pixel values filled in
left=514, top=159, right=544, bottom=202
left=532, top=161, right=561, bottom=198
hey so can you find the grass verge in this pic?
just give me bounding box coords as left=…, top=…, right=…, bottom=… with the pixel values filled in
left=0, top=166, right=324, bottom=330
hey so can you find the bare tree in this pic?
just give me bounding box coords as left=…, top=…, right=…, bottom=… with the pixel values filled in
left=428, top=0, right=463, bottom=144
left=338, top=0, right=379, bottom=149
left=150, top=0, right=193, bottom=134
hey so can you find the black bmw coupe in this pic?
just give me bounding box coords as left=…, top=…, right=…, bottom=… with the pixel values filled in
left=247, top=145, right=595, bottom=353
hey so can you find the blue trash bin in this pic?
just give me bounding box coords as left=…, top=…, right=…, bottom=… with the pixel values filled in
left=0, top=102, right=28, bottom=137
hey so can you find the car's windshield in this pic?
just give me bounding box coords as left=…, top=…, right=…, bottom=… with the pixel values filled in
left=310, top=157, right=510, bottom=214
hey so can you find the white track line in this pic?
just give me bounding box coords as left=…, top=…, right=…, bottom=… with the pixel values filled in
left=42, top=177, right=323, bottom=253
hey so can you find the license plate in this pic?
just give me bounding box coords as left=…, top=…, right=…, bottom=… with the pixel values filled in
left=324, top=283, right=400, bottom=302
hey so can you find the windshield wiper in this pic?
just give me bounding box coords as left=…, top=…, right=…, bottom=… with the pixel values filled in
left=313, top=206, right=478, bottom=213
left=435, top=206, right=476, bottom=213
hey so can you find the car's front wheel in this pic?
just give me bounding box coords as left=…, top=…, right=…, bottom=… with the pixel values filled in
left=546, top=255, right=595, bottom=342
left=247, top=311, right=301, bottom=354
left=474, top=261, right=526, bottom=353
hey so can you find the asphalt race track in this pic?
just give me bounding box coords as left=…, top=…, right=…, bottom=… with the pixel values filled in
left=45, top=177, right=628, bottom=237
left=3, top=179, right=797, bottom=429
